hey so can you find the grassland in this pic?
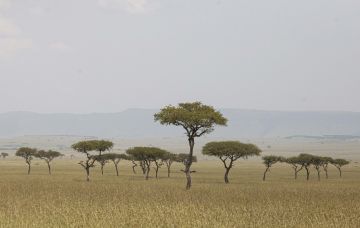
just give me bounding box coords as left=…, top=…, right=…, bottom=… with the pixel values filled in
left=0, top=158, right=359, bottom=228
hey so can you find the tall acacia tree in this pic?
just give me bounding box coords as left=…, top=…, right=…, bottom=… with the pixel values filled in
left=331, top=159, right=350, bottom=178
left=126, top=147, right=167, bottom=180
left=285, top=156, right=304, bottom=180
left=155, top=101, right=227, bottom=190
left=15, top=147, right=37, bottom=175
left=202, top=141, right=261, bottom=184
left=35, top=150, right=63, bottom=175
left=72, top=141, right=97, bottom=181
left=93, top=140, right=114, bottom=175
left=262, top=155, right=284, bottom=181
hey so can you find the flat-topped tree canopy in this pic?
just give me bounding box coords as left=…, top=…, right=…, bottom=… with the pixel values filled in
left=126, top=147, right=168, bottom=161
left=71, top=141, right=96, bottom=153
left=127, top=147, right=168, bottom=180
left=331, top=159, right=350, bottom=166
left=154, top=102, right=227, bottom=138
left=36, top=150, right=63, bottom=160
left=93, top=140, right=114, bottom=153
left=262, top=155, right=284, bottom=165
left=202, top=141, right=261, bottom=158
left=16, top=147, right=37, bottom=158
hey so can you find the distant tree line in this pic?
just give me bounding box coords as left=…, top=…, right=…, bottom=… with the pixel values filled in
left=8, top=102, right=352, bottom=189
left=261, top=154, right=350, bottom=181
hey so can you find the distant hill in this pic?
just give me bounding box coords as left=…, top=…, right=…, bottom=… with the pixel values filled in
left=0, top=109, right=360, bottom=138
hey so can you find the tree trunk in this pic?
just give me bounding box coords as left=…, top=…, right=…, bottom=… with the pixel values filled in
left=337, top=167, right=342, bottom=178
left=155, top=166, right=159, bottom=179
left=316, top=168, right=321, bottom=181
left=115, top=164, right=119, bottom=176
left=185, top=137, right=195, bottom=190
left=27, top=163, right=31, bottom=175
left=132, top=161, right=137, bottom=174
left=305, top=167, right=310, bottom=180
left=47, top=162, right=51, bottom=175
left=140, top=161, right=146, bottom=175
left=86, top=167, right=90, bottom=182
left=324, top=167, right=328, bottom=179
left=145, top=166, right=150, bottom=180
left=263, top=167, right=269, bottom=181
left=167, top=165, right=171, bottom=178
left=224, top=168, right=231, bottom=184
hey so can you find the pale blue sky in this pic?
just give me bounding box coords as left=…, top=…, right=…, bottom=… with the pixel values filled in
left=0, top=0, right=359, bottom=113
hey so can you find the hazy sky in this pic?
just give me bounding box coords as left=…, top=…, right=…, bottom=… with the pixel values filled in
left=0, top=0, right=359, bottom=113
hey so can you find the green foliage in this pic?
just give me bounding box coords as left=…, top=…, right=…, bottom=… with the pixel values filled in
left=126, top=147, right=168, bottom=161
left=71, top=141, right=96, bottom=153
left=92, top=140, right=114, bottom=153
left=331, top=159, right=350, bottom=167
left=15, top=147, right=37, bottom=161
left=202, top=141, right=261, bottom=158
left=36, top=150, right=63, bottom=161
left=262, top=155, right=284, bottom=167
left=154, top=101, right=227, bottom=138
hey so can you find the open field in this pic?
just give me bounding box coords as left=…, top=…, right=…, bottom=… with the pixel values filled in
left=0, top=158, right=359, bottom=228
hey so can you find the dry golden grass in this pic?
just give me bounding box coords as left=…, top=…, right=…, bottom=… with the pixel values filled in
left=0, top=159, right=359, bottom=227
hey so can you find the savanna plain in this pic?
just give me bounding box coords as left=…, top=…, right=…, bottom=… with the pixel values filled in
left=0, top=137, right=359, bottom=228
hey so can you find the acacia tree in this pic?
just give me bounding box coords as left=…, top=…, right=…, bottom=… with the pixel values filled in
left=155, top=102, right=227, bottom=190
left=72, top=141, right=97, bottom=181
left=321, top=157, right=333, bottom=179
left=262, top=155, right=284, bottom=181
left=297, top=153, right=314, bottom=181
left=162, top=152, right=177, bottom=178
left=35, top=150, right=63, bottom=175
left=285, top=156, right=304, bottom=180
left=105, top=153, right=128, bottom=176
left=93, top=140, right=114, bottom=175
left=15, top=147, right=37, bottom=174
left=331, top=159, right=350, bottom=178
left=126, top=147, right=167, bottom=180
left=311, top=156, right=325, bottom=181
left=202, top=141, right=261, bottom=183
left=1, top=152, right=9, bottom=159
